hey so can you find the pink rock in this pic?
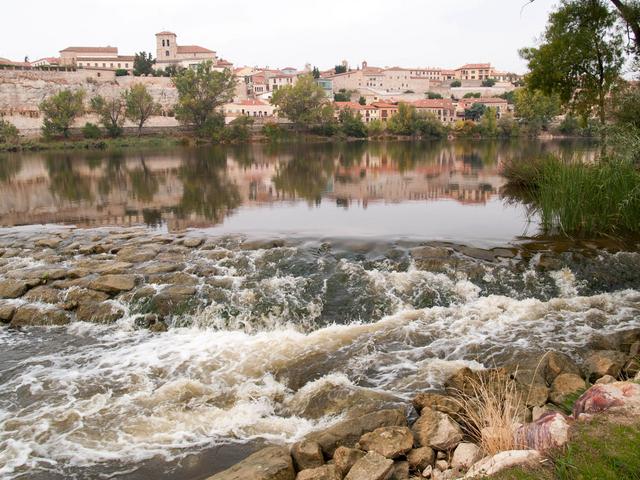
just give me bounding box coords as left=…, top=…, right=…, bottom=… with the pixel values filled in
left=513, top=412, right=571, bottom=451
left=572, top=381, right=640, bottom=418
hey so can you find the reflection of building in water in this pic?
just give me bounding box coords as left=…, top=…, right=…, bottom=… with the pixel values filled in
left=0, top=145, right=513, bottom=231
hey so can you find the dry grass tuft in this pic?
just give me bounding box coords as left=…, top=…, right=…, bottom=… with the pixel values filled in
left=452, top=369, right=525, bottom=456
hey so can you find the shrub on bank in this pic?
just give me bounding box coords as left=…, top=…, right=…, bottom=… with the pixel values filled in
left=82, top=122, right=102, bottom=139
left=0, top=119, right=19, bottom=144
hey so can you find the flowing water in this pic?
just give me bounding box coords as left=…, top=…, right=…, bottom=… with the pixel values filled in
left=1, top=139, right=638, bottom=479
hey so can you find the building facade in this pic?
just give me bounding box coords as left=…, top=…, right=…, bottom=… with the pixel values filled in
left=59, top=46, right=134, bottom=71
left=155, top=31, right=225, bottom=71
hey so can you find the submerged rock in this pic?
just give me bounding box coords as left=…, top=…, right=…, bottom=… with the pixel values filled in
left=344, top=451, right=393, bottom=480
left=464, top=450, right=541, bottom=478
left=357, top=426, right=413, bottom=459
left=412, top=407, right=463, bottom=451
left=206, top=445, right=295, bottom=480
left=307, top=408, right=407, bottom=456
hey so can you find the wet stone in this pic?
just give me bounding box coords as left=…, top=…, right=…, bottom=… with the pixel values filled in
left=0, top=301, right=16, bottom=322
left=22, top=286, right=61, bottom=304
left=11, top=305, right=70, bottom=326
left=183, top=237, right=204, bottom=248
left=291, top=440, right=324, bottom=471
left=295, top=465, right=340, bottom=480
left=333, top=447, right=366, bottom=477
left=89, top=274, right=139, bottom=295
left=357, top=426, right=413, bottom=459
left=0, top=279, right=28, bottom=298
left=344, top=451, right=393, bottom=480
left=116, top=246, right=159, bottom=263
left=76, top=301, right=125, bottom=323
left=35, top=237, right=62, bottom=249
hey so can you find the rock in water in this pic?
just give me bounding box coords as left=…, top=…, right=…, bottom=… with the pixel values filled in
left=412, top=408, right=463, bottom=451
left=573, top=381, right=640, bottom=418
left=333, top=447, right=365, bottom=477
left=344, top=451, right=394, bottom=480
left=11, top=305, right=70, bottom=326
left=464, top=450, right=541, bottom=478
left=89, top=274, right=138, bottom=294
left=357, top=426, right=413, bottom=459
left=206, top=446, right=295, bottom=480
left=295, top=464, right=341, bottom=480
left=451, top=443, right=483, bottom=472
left=291, top=440, right=324, bottom=471
left=307, top=409, right=407, bottom=456
left=513, top=412, right=571, bottom=451
left=0, top=279, right=28, bottom=298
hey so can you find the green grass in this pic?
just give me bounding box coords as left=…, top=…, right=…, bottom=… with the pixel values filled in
left=490, top=415, right=640, bottom=480
left=503, top=156, right=640, bottom=237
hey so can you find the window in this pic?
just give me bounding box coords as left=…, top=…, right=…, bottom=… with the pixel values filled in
left=166, top=50, right=170, bottom=57
left=110, top=63, right=113, bottom=67
left=102, top=63, right=106, bottom=67
left=125, top=63, right=129, bottom=68
left=118, top=63, right=121, bottom=68
left=162, top=40, right=165, bottom=47
left=167, top=40, right=170, bottom=46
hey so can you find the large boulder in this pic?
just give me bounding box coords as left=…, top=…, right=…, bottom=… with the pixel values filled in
left=513, top=412, right=571, bottom=451
left=116, top=246, right=159, bottom=263
left=307, top=409, right=407, bottom=457
left=0, top=279, right=28, bottom=298
left=451, top=443, right=482, bottom=472
left=411, top=408, right=463, bottom=451
left=10, top=305, right=70, bottom=326
left=510, top=369, right=549, bottom=408
left=291, top=440, right=324, bottom=471
left=89, top=274, right=138, bottom=295
left=464, top=450, right=541, bottom=478
left=549, top=373, right=586, bottom=406
left=206, top=446, right=295, bottom=480
left=344, top=451, right=394, bottom=480
left=295, top=465, right=340, bottom=480
left=333, top=447, right=365, bottom=477
left=76, top=301, right=125, bottom=323
left=0, top=301, right=16, bottom=323
left=22, top=286, right=60, bottom=304
left=357, top=426, right=413, bottom=459
left=573, top=381, right=640, bottom=418
left=412, top=393, right=461, bottom=418
left=584, top=350, right=627, bottom=382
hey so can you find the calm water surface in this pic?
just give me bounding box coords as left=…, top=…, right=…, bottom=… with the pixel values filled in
left=0, top=139, right=598, bottom=244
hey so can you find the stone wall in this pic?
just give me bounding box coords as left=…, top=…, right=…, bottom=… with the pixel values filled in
left=0, top=70, right=180, bottom=136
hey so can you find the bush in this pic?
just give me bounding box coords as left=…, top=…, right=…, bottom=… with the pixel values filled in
left=426, top=92, right=443, bottom=99
left=263, top=122, right=287, bottom=142
left=463, top=92, right=482, bottom=99
left=367, top=119, right=385, bottom=137
left=416, top=113, right=446, bottom=138
left=338, top=108, right=368, bottom=138
left=481, top=78, right=497, bottom=87
left=0, top=119, right=19, bottom=144
left=451, top=80, right=462, bottom=87
left=115, top=69, right=128, bottom=77
left=219, top=116, right=254, bottom=143
left=82, top=122, right=102, bottom=139
left=557, top=115, right=580, bottom=135
left=40, top=89, right=85, bottom=139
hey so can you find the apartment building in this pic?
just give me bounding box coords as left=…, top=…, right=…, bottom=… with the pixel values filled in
left=411, top=99, right=457, bottom=123
left=59, top=46, right=134, bottom=71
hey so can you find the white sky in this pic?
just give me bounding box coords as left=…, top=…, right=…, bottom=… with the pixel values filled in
left=1, top=0, right=557, bottom=73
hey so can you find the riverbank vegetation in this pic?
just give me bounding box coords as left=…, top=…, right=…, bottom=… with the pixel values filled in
left=502, top=0, right=640, bottom=238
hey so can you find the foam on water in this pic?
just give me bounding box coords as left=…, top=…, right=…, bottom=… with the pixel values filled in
left=1, top=286, right=639, bottom=478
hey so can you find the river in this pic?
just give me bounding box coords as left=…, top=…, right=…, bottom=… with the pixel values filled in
left=1, top=139, right=639, bottom=479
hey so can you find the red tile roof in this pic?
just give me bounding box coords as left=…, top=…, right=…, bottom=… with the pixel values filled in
left=177, top=45, right=215, bottom=54
left=156, top=31, right=177, bottom=36
left=60, top=46, right=118, bottom=53
left=457, top=63, right=492, bottom=70
left=412, top=99, right=455, bottom=110
left=235, top=99, right=269, bottom=106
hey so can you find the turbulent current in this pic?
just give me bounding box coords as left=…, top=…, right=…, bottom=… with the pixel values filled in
left=1, top=229, right=640, bottom=479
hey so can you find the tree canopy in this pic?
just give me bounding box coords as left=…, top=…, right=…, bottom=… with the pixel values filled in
left=91, top=95, right=126, bottom=137
left=124, top=84, right=160, bottom=135
left=133, top=52, right=155, bottom=76
left=172, top=61, right=237, bottom=134
left=270, top=75, right=328, bottom=129
left=521, top=0, right=624, bottom=123
left=39, top=89, right=85, bottom=138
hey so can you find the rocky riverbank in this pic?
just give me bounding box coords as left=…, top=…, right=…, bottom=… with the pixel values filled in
left=208, top=334, right=640, bottom=480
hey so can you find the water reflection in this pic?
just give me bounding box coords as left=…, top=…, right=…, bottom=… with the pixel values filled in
left=0, top=140, right=597, bottom=237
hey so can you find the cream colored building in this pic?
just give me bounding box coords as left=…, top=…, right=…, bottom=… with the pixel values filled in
left=60, top=46, right=134, bottom=71
left=411, top=99, right=457, bottom=124
left=224, top=99, right=276, bottom=121
left=333, top=102, right=380, bottom=123
left=455, top=63, right=495, bottom=80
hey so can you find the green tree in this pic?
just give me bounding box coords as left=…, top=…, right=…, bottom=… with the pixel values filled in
left=387, top=103, right=420, bottom=136
left=335, top=65, right=347, bottom=74
left=39, top=89, right=85, bottom=138
left=173, top=61, right=236, bottom=135
left=133, top=52, right=155, bottom=76
left=124, top=84, right=160, bottom=136
left=463, top=92, right=482, bottom=99
left=481, top=78, right=497, bottom=87
left=367, top=119, right=385, bottom=137
left=358, top=96, right=366, bottom=105
left=91, top=95, right=126, bottom=137
left=426, top=92, right=443, bottom=99
left=450, top=80, right=462, bottom=87
left=338, top=108, right=368, bottom=138
left=479, top=107, right=498, bottom=136
left=312, top=67, right=321, bottom=79
left=270, top=74, right=328, bottom=130
left=611, top=82, right=640, bottom=129
left=520, top=0, right=624, bottom=124
left=0, top=119, right=19, bottom=144
left=334, top=89, right=353, bottom=102
left=498, top=90, right=517, bottom=104
left=514, top=88, right=561, bottom=134
left=464, top=103, right=487, bottom=121
left=416, top=113, right=446, bottom=138
left=497, top=113, right=519, bottom=137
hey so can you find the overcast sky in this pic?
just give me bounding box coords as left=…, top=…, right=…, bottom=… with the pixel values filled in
left=2, top=0, right=557, bottom=72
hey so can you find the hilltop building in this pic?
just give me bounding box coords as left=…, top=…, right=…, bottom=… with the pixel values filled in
left=59, top=46, right=134, bottom=71
left=155, top=31, right=230, bottom=71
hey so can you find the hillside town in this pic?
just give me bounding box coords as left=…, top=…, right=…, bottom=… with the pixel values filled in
left=0, top=31, right=522, bottom=133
